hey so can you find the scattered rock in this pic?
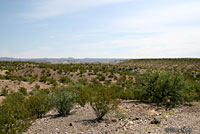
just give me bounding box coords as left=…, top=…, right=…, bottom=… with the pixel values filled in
left=69, top=123, right=73, bottom=126
left=150, top=118, right=161, bottom=124
left=134, top=117, right=140, bottom=120
left=148, top=109, right=158, bottom=116
left=26, top=101, right=200, bottom=134
left=123, top=126, right=127, bottom=131
left=111, top=119, right=117, bottom=122
left=129, top=121, right=133, bottom=125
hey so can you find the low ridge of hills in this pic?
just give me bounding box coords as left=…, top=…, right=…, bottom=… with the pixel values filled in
left=0, top=57, right=126, bottom=64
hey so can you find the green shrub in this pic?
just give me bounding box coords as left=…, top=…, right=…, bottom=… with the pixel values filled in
left=118, top=89, right=134, bottom=100
left=25, top=90, right=52, bottom=118
left=1, top=92, right=28, bottom=119
left=18, top=87, right=28, bottom=95
left=0, top=92, right=31, bottom=134
left=98, top=75, right=105, bottom=81
left=0, top=105, right=31, bottom=134
left=134, top=72, right=191, bottom=108
left=39, top=76, right=47, bottom=83
left=114, top=75, right=118, bottom=80
left=74, top=84, right=91, bottom=107
left=0, top=88, right=8, bottom=96
left=91, top=78, right=97, bottom=83
left=195, top=84, right=200, bottom=100
left=47, top=78, right=58, bottom=86
left=59, top=76, right=71, bottom=84
left=57, top=69, right=62, bottom=74
left=51, top=88, right=76, bottom=116
left=34, top=84, right=40, bottom=89
left=22, top=76, right=36, bottom=83
left=89, top=83, right=120, bottom=120
left=184, top=81, right=200, bottom=101
left=77, top=78, right=87, bottom=85
left=0, top=75, right=5, bottom=80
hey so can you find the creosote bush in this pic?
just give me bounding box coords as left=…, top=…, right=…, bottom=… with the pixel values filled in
left=0, top=89, right=52, bottom=133
left=0, top=92, right=31, bottom=134
left=51, top=87, right=76, bottom=116
left=0, top=60, right=200, bottom=133
left=59, top=76, right=71, bottom=84
left=184, top=81, right=200, bottom=101
left=25, top=90, right=52, bottom=118
left=73, top=84, right=90, bottom=107
left=133, top=72, right=193, bottom=108
left=47, top=77, right=58, bottom=86
left=18, top=87, right=28, bottom=95
left=0, top=88, right=8, bottom=96
left=89, top=83, right=120, bottom=120
left=34, top=84, right=40, bottom=89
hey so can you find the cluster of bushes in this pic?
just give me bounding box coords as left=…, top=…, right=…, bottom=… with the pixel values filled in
left=39, top=76, right=58, bottom=86
left=0, top=61, right=200, bottom=133
left=51, top=83, right=120, bottom=120
left=0, top=82, right=121, bottom=133
left=0, top=75, right=37, bottom=83
left=0, top=89, right=52, bottom=133
left=0, top=93, right=31, bottom=133
left=131, top=72, right=200, bottom=108
left=25, top=90, right=52, bottom=118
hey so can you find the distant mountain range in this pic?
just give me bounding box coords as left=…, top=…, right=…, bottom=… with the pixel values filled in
left=0, top=57, right=127, bottom=64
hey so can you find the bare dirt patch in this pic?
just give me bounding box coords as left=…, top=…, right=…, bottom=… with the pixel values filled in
left=0, top=70, right=8, bottom=76
left=0, top=80, right=51, bottom=92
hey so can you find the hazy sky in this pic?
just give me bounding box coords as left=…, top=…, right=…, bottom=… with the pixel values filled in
left=0, top=0, right=200, bottom=58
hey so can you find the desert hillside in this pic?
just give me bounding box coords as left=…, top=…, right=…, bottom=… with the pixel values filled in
left=0, top=59, right=199, bottom=134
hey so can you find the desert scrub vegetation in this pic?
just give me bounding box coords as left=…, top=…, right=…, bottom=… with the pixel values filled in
left=25, top=90, right=52, bottom=118
left=0, top=88, right=9, bottom=96
left=59, top=76, right=71, bottom=84
left=51, top=87, right=77, bottom=116
left=18, top=87, right=28, bottom=95
left=0, top=89, right=52, bottom=133
left=185, top=81, right=200, bottom=101
left=46, top=77, right=58, bottom=86
left=0, top=60, right=199, bottom=132
left=73, top=84, right=90, bottom=107
left=54, top=83, right=122, bottom=120
left=0, top=92, right=31, bottom=134
left=88, top=83, right=120, bottom=120
left=132, top=72, right=199, bottom=108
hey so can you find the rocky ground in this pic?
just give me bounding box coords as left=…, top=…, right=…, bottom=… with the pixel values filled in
left=25, top=101, right=200, bottom=134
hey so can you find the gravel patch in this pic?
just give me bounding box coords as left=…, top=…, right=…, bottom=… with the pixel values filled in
left=25, top=101, right=200, bottom=134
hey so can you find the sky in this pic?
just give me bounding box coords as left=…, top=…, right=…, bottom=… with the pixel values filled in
left=0, top=0, right=200, bottom=58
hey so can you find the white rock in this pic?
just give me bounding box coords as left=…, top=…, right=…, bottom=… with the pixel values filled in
left=123, top=127, right=127, bottom=131
left=56, top=128, right=59, bottom=131
left=129, top=121, right=134, bottom=125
